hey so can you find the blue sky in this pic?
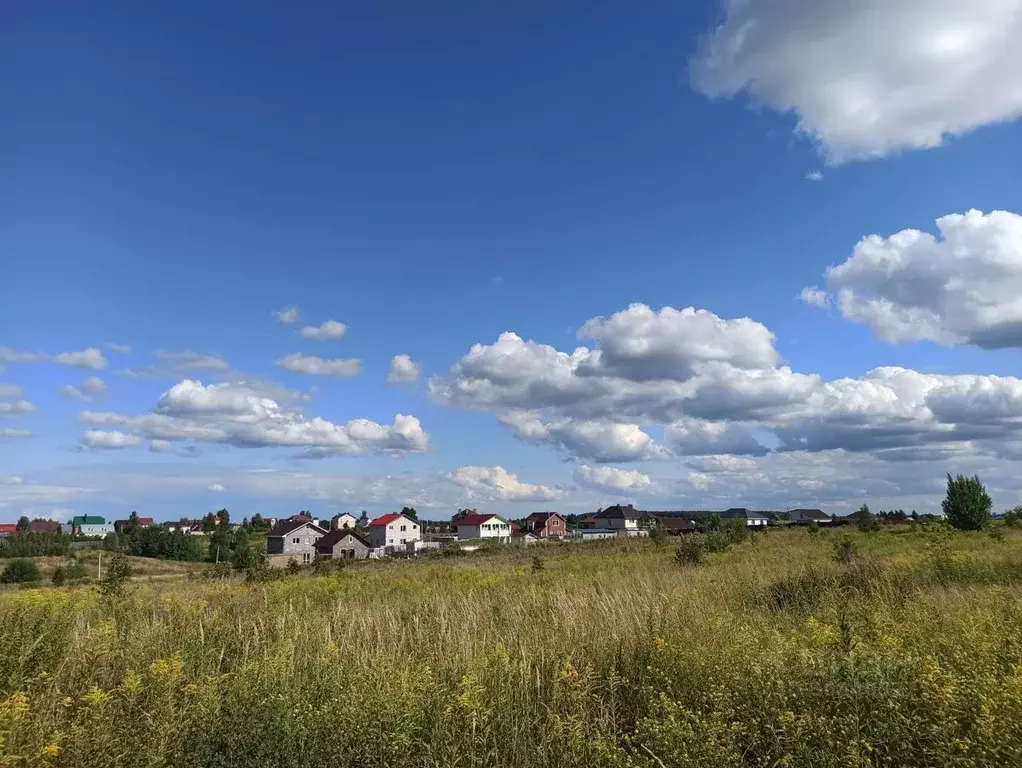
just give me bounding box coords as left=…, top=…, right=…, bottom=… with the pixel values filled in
left=4, top=1, right=1022, bottom=522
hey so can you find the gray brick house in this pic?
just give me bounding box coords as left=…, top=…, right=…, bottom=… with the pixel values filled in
left=266, top=519, right=327, bottom=568
left=314, top=529, right=371, bottom=560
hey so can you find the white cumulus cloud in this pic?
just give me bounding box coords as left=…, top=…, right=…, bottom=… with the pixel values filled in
left=60, top=376, right=107, bottom=402
left=208, top=483, right=226, bottom=493
left=82, top=430, right=142, bottom=450
left=53, top=348, right=108, bottom=369
left=573, top=464, right=652, bottom=494
left=276, top=353, right=362, bottom=378
left=816, top=209, right=1022, bottom=348
left=388, top=354, right=422, bottom=384
left=300, top=320, right=347, bottom=340
left=690, top=0, right=1022, bottom=163
left=799, top=286, right=830, bottom=309
left=274, top=307, right=300, bottom=324
left=448, top=465, right=564, bottom=502
left=154, top=349, right=231, bottom=371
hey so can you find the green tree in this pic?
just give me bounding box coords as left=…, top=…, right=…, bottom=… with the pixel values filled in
left=401, top=506, right=418, bottom=521
left=231, top=528, right=257, bottom=571
left=1, top=558, right=40, bottom=583
left=250, top=513, right=266, bottom=530
left=942, top=473, right=992, bottom=531
left=854, top=504, right=879, bottom=533
left=1004, top=507, right=1022, bottom=528
left=98, top=555, right=132, bottom=597
left=16, top=515, right=30, bottom=533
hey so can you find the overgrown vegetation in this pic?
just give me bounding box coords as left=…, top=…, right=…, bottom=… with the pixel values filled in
left=2, top=528, right=1022, bottom=767
left=944, top=472, right=993, bottom=530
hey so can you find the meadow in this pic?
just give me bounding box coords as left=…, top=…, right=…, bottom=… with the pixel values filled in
left=2, top=526, right=1022, bottom=767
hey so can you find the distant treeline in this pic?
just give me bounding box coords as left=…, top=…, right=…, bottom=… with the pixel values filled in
left=0, top=531, right=71, bottom=558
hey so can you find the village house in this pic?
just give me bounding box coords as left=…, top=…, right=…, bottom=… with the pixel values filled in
left=314, top=529, right=371, bottom=560
left=523, top=512, right=567, bottom=538
left=0, top=524, right=17, bottom=537
left=330, top=513, right=357, bottom=530
left=788, top=508, right=833, bottom=525
left=265, top=519, right=327, bottom=568
left=367, top=512, right=420, bottom=551
left=114, top=517, right=154, bottom=532
left=719, top=508, right=771, bottom=528
left=70, top=515, right=115, bottom=538
left=455, top=513, right=511, bottom=542
left=589, top=504, right=653, bottom=536
left=29, top=520, right=63, bottom=534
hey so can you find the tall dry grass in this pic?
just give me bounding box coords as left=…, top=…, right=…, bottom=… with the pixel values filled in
left=2, top=528, right=1022, bottom=766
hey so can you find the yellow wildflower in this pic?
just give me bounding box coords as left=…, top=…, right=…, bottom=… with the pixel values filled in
left=40, top=744, right=62, bottom=759
left=82, top=686, right=112, bottom=708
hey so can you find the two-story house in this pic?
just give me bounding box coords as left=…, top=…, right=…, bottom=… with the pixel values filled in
left=266, top=519, right=327, bottom=568
left=455, top=513, right=511, bottom=542
left=331, top=513, right=357, bottom=530
left=70, top=515, right=115, bottom=538
left=367, top=513, right=420, bottom=551
left=523, top=512, right=567, bottom=538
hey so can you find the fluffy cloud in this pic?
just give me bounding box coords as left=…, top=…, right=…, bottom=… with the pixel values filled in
left=447, top=465, right=564, bottom=502
left=274, top=307, right=300, bottom=324
left=78, top=379, right=430, bottom=456
left=810, top=209, right=1022, bottom=348
left=149, top=439, right=173, bottom=453
left=154, top=349, right=230, bottom=371
left=388, top=354, right=422, bottom=384
left=53, top=348, right=108, bottom=369
left=433, top=302, right=1022, bottom=465
left=300, top=320, right=347, bottom=340
left=690, top=0, right=1022, bottom=163
left=82, top=430, right=142, bottom=450
left=107, top=343, right=132, bottom=354
left=806, top=171, right=824, bottom=182
left=60, top=376, right=107, bottom=402
left=1, top=347, right=107, bottom=369
left=573, top=465, right=652, bottom=494
left=0, top=400, right=35, bottom=417
left=799, top=286, right=830, bottom=309
left=0, top=428, right=30, bottom=439
left=208, top=483, right=226, bottom=493
left=276, top=353, right=362, bottom=378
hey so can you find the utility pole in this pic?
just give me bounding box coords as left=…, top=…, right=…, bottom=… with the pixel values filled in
left=97, top=551, right=102, bottom=581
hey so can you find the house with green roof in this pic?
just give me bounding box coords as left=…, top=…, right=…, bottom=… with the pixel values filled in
left=71, top=515, right=114, bottom=538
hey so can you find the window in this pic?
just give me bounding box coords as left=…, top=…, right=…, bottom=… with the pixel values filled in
left=400, top=525, right=406, bottom=532
left=292, top=537, right=300, bottom=544
left=302, top=553, right=311, bottom=564
left=400, top=538, right=406, bottom=545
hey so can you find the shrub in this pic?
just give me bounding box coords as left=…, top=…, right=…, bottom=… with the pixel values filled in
left=767, top=567, right=831, bottom=612
left=723, top=518, right=749, bottom=546
left=943, top=473, right=992, bottom=531
left=98, top=555, right=132, bottom=597
left=1, top=558, right=40, bottom=584
left=989, top=526, right=1006, bottom=542
left=854, top=504, right=880, bottom=533
left=52, top=557, right=88, bottom=586
left=674, top=535, right=704, bottom=566
left=832, top=534, right=858, bottom=564
left=703, top=531, right=730, bottom=553
left=806, top=519, right=819, bottom=536
left=1004, top=507, right=1022, bottom=528
left=285, top=558, right=302, bottom=575
left=531, top=555, right=546, bottom=574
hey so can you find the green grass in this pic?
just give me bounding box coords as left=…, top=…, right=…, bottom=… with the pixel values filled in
left=2, top=527, right=1022, bottom=766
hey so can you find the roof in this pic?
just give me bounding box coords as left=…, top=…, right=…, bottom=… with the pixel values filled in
left=29, top=520, right=62, bottom=533
left=594, top=504, right=639, bottom=520
left=0, top=524, right=17, bottom=534
left=315, top=529, right=370, bottom=551
left=72, top=515, right=106, bottom=525
left=369, top=512, right=418, bottom=527
left=790, top=508, right=830, bottom=521
left=266, top=519, right=326, bottom=538
left=720, top=508, right=770, bottom=520
left=655, top=517, right=697, bottom=531
left=456, top=513, right=507, bottom=526
left=525, top=512, right=564, bottom=524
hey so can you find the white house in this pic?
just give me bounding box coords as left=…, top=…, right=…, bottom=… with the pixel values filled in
left=331, top=513, right=357, bottom=530
left=720, top=508, right=771, bottom=528
left=367, top=513, right=420, bottom=550
left=455, top=513, right=511, bottom=542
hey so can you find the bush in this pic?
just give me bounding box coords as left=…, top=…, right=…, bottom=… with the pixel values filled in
left=674, top=535, right=705, bottom=566
left=531, top=555, right=546, bottom=574
left=52, top=557, right=88, bottom=586
left=285, top=559, right=302, bottom=575
left=832, top=534, right=858, bottom=564
left=723, top=518, right=749, bottom=546
left=1, top=558, right=40, bottom=584
left=943, top=473, right=992, bottom=531
left=703, top=531, right=731, bottom=553
left=98, top=555, right=132, bottom=597
left=806, top=520, right=819, bottom=536
left=1004, top=507, right=1022, bottom=528
left=854, top=504, right=880, bottom=533
left=0, top=531, right=71, bottom=559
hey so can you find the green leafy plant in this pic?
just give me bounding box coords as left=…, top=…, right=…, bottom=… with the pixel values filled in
left=1, top=558, right=40, bottom=584
left=674, top=535, right=705, bottom=566
left=943, top=473, right=992, bottom=531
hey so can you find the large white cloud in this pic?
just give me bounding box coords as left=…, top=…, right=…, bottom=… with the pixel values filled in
left=388, top=354, right=421, bottom=384
left=690, top=0, right=1022, bottom=163
left=447, top=465, right=564, bottom=502
left=809, top=210, right=1022, bottom=348
left=573, top=464, right=652, bottom=494
left=433, top=302, right=1022, bottom=465
left=276, top=353, right=362, bottom=378
left=78, top=379, right=429, bottom=457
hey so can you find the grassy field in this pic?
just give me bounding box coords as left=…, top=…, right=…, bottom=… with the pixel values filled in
left=2, top=526, right=1022, bottom=767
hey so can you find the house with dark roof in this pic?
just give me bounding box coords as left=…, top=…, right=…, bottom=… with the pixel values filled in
left=367, top=512, right=420, bottom=551
left=719, top=508, right=771, bottom=527
left=523, top=512, right=567, bottom=538
left=315, top=529, right=371, bottom=560
left=114, top=517, right=154, bottom=532
left=266, top=519, right=327, bottom=568
left=653, top=516, right=699, bottom=534
left=29, top=520, right=63, bottom=534
left=591, top=504, right=654, bottom=535
left=455, top=513, right=511, bottom=542
left=788, top=508, right=833, bottom=525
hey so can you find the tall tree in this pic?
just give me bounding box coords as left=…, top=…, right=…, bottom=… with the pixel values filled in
left=942, top=474, right=991, bottom=531
left=401, top=506, right=418, bottom=521
left=16, top=516, right=30, bottom=532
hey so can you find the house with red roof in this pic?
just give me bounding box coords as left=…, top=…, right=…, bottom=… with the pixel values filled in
left=367, top=512, right=420, bottom=551
left=455, top=513, right=511, bottom=542
left=0, top=524, right=17, bottom=537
